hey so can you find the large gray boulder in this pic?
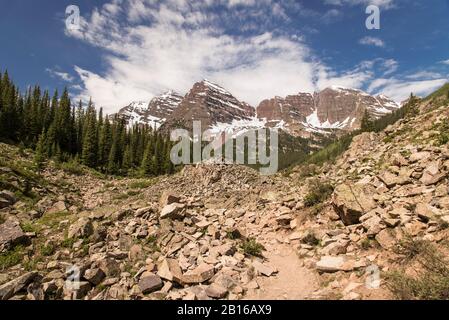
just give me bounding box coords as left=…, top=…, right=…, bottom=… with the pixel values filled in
left=332, top=183, right=377, bottom=225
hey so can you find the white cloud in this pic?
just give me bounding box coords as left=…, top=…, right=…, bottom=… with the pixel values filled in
left=65, top=0, right=429, bottom=113
left=440, top=59, right=449, bottom=65
left=325, top=0, right=396, bottom=9
left=381, top=59, right=398, bottom=75
left=45, top=68, right=74, bottom=82
left=359, top=36, right=385, bottom=47
left=368, top=78, right=447, bottom=102
left=66, top=0, right=378, bottom=113
left=405, top=71, right=442, bottom=80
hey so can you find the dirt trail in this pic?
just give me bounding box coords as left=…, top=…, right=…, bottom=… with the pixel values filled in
left=245, top=242, right=319, bottom=300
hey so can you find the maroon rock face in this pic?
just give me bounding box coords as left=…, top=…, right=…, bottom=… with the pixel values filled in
left=257, top=93, right=314, bottom=124
left=165, top=80, right=255, bottom=131
left=257, top=86, right=399, bottom=134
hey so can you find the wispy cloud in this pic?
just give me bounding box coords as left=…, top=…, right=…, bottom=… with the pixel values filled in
left=63, top=0, right=437, bottom=111
left=359, top=36, right=385, bottom=47
left=65, top=0, right=377, bottom=113
left=324, top=0, right=397, bottom=9
left=368, top=78, right=447, bottom=101
left=46, top=68, right=74, bottom=82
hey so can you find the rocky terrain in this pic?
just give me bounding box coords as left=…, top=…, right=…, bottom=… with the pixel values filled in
left=1, top=93, right=449, bottom=300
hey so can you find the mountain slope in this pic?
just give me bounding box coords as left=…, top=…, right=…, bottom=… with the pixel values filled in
left=163, top=80, right=255, bottom=132
left=258, top=86, right=400, bottom=136
left=117, top=91, right=183, bottom=129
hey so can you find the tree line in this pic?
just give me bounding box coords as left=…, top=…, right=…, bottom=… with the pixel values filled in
left=0, top=70, right=175, bottom=176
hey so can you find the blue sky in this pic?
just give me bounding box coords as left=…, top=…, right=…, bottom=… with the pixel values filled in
left=1, top=0, right=449, bottom=113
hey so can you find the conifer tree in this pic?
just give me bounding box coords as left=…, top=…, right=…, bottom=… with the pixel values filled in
left=81, top=99, right=98, bottom=167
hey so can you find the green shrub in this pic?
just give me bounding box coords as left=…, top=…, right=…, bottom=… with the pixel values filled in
left=129, top=180, right=154, bottom=189
left=41, top=243, right=56, bottom=256
left=241, top=238, right=265, bottom=257
left=57, top=159, right=84, bottom=175
left=304, top=180, right=334, bottom=207
left=0, top=246, right=24, bottom=271
left=387, top=238, right=449, bottom=300
left=61, top=237, right=76, bottom=249
left=301, top=232, right=320, bottom=246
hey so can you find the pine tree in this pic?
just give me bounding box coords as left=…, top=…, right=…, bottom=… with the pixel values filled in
left=35, top=132, right=47, bottom=170
left=81, top=99, right=98, bottom=168
left=361, top=110, right=374, bottom=132
left=141, top=141, right=155, bottom=175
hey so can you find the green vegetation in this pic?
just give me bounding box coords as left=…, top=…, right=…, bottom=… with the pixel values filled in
left=301, top=232, right=320, bottom=246
left=129, top=179, right=155, bottom=189
left=434, top=119, right=449, bottom=146
left=304, top=180, right=334, bottom=207
left=241, top=238, right=265, bottom=257
left=37, top=211, right=72, bottom=229
left=303, top=134, right=354, bottom=166
left=0, top=70, right=176, bottom=178
left=425, top=83, right=449, bottom=101
left=0, top=246, right=24, bottom=271
left=360, top=237, right=372, bottom=250
left=387, top=237, right=449, bottom=300
left=40, top=243, right=56, bottom=256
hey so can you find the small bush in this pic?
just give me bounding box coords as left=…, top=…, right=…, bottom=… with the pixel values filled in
left=129, top=180, right=154, bottom=189
left=41, top=243, right=56, bottom=256
left=361, top=238, right=372, bottom=250
left=304, top=180, right=334, bottom=207
left=241, top=238, right=265, bottom=257
left=387, top=238, right=449, bottom=300
left=20, top=221, right=38, bottom=233
left=57, top=159, right=85, bottom=176
left=0, top=246, right=24, bottom=271
left=301, top=232, right=320, bottom=246
left=60, top=237, right=76, bottom=249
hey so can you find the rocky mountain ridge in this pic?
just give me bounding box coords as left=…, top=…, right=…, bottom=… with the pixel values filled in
left=116, top=81, right=399, bottom=138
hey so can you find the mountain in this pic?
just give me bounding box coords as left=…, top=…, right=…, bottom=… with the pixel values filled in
left=163, top=79, right=256, bottom=133
left=258, top=86, right=400, bottom=137
left=117, top=91, right=183, bottom=129
left=116, top=81, right=400, bottom=140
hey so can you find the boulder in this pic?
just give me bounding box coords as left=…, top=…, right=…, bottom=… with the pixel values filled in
left=159, top=191, right=181, bottom=207
left=315, top=256, right=345, bottom=273
left=415, top=203, right=436, bottom=222
left=316, top=256, right=364, bottom=273
left=332, top=183, right=377, bottom=225
left=0, top=190, right=16, bottom=208
left=98, top=258, right=121, bottom=277
left=46, top=201, right=68, bottom=214
left=67, top=218, right=94, bottom=239
left=138, top=273, right=163, bottom=294
left=0, top=219, right=29, bottom=253
left=420, top=162, right=446, bottom=186
left=252, top=261, right=276, bottom=277
left=182, top=263, right=215, bottom=284
left=83, top=268, right=105, bottom=286
left=205, top=283, right=228, bottom=299
left=160, top=203, right=185, bottom=220
left=0, top=272, right=38, bottom=300
left=375, top=229, right=396, bottom=250
left=378, top=171, right=399, bottom=188
left=128, top=244, right=145, bottom=262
